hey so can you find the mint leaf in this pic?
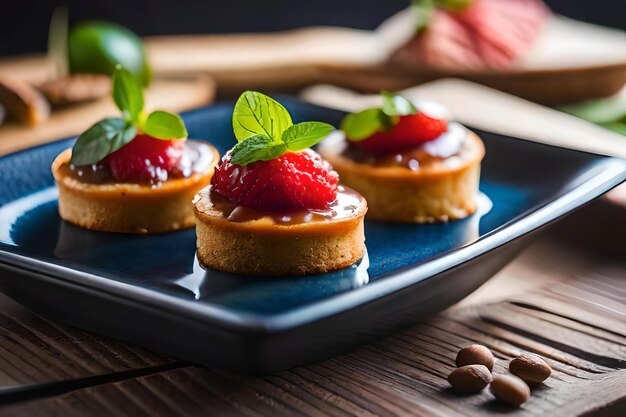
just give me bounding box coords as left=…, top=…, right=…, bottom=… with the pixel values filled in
left=143, top=110, right=188, bottom=140
left=112, top=65, right=144, bottom=123
left=71, top=118, right=136, bottom=165
left=70, top=65, right=190, bottom=165
left=282, top=122, right=335, bottom=151
left=341, top=108, right=389, bottom=141
left=232, top=91, right=292, bottom=142
left=381, top=91, right=417, bottom=116
left=230, top=134, right=287, bottom=166
left=341, top=92, right=417, bottom=141
left=229, top=92, right=333, bottom=165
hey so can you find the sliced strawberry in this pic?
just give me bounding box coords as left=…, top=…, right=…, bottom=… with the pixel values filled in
left=104, top=134, right=184, bottom=182
left=211, top=149, right=339, bottom=211
left=356, top=113, right=448, bottom=155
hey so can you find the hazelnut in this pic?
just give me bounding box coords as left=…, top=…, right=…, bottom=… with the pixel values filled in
left=456, top=344, right=495, bottom=371
left=448, top=365, right=493, bottom=393
left=490, top=374, right=530, bottom=406
left=509, top=353, right=552, bottom=384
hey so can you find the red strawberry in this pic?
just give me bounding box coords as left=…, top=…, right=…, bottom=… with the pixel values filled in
left=356, top=113, right=448, bottom=155
left=105, top=134, right=184, bottom=182
left=211, top=149, right=339, bottom=211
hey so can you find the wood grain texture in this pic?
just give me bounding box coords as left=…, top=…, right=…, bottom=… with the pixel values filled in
left=0, top=257, right=623, bottom=417
left=0, top=293, right=173, bottom=389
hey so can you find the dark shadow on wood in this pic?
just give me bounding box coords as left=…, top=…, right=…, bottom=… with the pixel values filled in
left=0, top=362, right=188, bottom=406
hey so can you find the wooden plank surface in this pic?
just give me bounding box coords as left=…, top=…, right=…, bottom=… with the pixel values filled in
left=0, top=76, right=216, bottom=156
left=144, top=13, right=626, bottom=102
left=0, top=224, right=624, bottom=417
left=2, top=11, right=625, bottom=110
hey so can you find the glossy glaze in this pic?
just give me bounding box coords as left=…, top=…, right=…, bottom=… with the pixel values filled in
left=340, top=122, right=471, bottom=171
left=198, top=185, right=364, bottom=225
left=61, top=140, right=215, bottom=186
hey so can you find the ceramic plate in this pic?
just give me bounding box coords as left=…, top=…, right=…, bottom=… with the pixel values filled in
left=0, top=99, right=624, bottom=374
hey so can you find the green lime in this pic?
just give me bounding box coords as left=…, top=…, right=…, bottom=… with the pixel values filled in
left=68, top=21, right=152, bottom=86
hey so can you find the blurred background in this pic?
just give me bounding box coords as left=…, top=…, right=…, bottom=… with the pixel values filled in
left=1, top=0, right=624, bottom=56
left=0, top=0, right=625, bottom=153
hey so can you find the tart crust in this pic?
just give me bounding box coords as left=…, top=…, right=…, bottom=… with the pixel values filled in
left=52, top=145, right=220, bottom=233
left=318, top=131, right=485, bottom=223
left=193, top=186, right=367, bottom=276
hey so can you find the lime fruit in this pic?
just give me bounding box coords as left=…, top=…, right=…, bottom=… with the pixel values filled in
left=68, top=21, right=152, bottom=86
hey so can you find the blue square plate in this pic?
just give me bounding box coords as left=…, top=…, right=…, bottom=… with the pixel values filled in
left=0, top=99, right=624, bottom=374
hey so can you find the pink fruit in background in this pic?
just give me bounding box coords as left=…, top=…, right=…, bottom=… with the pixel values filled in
left=392, top=0, right=550, bottom=70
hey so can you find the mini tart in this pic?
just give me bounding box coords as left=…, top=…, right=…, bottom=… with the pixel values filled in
left=52, top=142, right=220, bottom=233
left=193, top=186, right=367, bottom=276
left=318, top=127, right=485, bottom=223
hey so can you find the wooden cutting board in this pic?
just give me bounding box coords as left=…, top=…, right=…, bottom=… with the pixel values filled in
left=143, top=12, right=626, bottom=104
left=0, top=75, right=215, bottom=156
left=315, top=14, right=626, bottom=105
left=5, top=10, right=622, bottom=104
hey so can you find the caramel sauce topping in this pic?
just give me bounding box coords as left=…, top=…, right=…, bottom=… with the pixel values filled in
left=60, top=140, right=215, bottom=186
left=339, top=122, right=471, bottom=171
left=195, top=186, right=366, bottom=226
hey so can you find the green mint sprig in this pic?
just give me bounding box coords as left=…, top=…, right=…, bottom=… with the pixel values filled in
left=340, top=92, right=417, bottom=142
left=229, top=91, right=335, bottom=166
left=71, top=66, right=187, bottom=166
